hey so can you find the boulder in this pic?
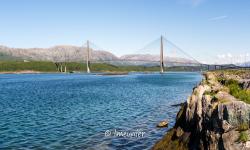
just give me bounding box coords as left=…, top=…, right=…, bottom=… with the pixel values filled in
left=157, top=120, right=168, bottom=128
left=218, top=100, right=250, bottom=126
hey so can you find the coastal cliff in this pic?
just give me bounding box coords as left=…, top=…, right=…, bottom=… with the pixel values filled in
left=153, top=70, right=250, bottom=150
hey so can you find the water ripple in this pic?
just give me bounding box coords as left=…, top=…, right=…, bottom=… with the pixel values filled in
left=0, top=73, right=201, bottom=149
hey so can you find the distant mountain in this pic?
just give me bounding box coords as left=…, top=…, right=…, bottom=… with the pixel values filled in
left=0, top=45, right=119, bottom=62
left=247, top=62, right=250, bottom=67
left=120, top=54, right=199, bottom=66
left=240, top=61, right=250, bottom=67
left=0, top=45, right=200, bottom=66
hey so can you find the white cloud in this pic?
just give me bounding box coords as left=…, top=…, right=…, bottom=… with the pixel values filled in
left=208, top=15, right=228, bottom=21
left=227, top=53, right=232, bottom=58
left=216, top=53, right=250, bottom=64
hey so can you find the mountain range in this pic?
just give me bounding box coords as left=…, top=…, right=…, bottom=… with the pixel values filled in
left=0, top=45, right=199, bottom=66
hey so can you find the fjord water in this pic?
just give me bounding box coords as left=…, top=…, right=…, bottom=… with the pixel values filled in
left=0, top=73, right=202, bottom=149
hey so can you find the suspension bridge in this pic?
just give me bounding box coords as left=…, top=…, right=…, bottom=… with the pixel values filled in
left=68, top=35, right=249, bottom=73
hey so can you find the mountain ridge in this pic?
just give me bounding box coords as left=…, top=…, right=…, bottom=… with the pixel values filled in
left=0, top=45, right=199, bottom=66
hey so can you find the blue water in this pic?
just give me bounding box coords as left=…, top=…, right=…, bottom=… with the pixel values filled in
left=0, top=72, right=202, bottom=150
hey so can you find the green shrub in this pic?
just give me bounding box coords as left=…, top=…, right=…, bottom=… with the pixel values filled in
left=223, top=79, right=250, bottom=104
left=217, top=77, right=226, bottom=85
left=204, top=91, right=217, bottom=97
left=238, top=131, right=249, bottom=143
left=225, top=79, right=239, bottom=86
left=204, top=91, right=211, bottom=95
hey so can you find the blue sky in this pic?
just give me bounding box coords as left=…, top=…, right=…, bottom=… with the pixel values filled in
left=0, top=0, right=250, bottom=63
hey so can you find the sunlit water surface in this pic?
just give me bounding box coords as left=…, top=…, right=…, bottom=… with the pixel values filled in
left=0, top=72, right=202, bottom=149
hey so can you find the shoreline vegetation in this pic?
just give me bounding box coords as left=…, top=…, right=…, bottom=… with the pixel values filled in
left=0, top=61, right=205, bottom=74
left=153, top=69, right=250, bottom=150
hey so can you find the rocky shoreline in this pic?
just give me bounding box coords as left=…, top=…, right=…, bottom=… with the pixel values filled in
left=153, top=70, right=250, bottom=150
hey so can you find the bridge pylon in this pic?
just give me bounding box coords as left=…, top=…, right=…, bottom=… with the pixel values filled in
left=160, top=35, right=164, bottom=73
left=86, top=40, right=91, bottom=73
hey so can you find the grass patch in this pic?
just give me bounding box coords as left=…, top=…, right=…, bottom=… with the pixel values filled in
left=238, top=131, right=249, bottom=143
left=204, top=90, right=217, bottom=97
left=218, top=79, right=250, bottom=104
left=0, top=61, right=57, bottom=72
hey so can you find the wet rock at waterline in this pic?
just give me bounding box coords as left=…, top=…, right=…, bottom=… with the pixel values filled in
left=157, top=120, right=169, bottom=128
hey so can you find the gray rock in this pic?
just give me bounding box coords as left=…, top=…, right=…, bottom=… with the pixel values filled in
left=218, top=101, right=250, bottom=126
left=239, top=79, right=250, bottom=90
left=222, top=120, right=233, bottom=132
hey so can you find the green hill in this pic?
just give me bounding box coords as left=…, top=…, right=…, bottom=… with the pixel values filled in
left=0, top=61, right=205, bottom=73
left=0, top=52, right=22, bottom=61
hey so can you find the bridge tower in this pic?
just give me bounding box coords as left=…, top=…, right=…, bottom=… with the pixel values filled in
left=86, top=40, right=91, bottom=73
left=160, top=35, right=164, bottom=73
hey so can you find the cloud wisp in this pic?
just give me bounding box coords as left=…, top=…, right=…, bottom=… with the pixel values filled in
left=177, top=0, right=205, bottom=7
left=191, top=0, right=205, bottom=7
left=216, top=53, right=250, bottom=64
left=208, top=15, right=228, bottom=21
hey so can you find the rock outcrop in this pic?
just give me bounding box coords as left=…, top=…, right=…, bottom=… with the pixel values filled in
left=153, top=72, right=250, bottom=150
